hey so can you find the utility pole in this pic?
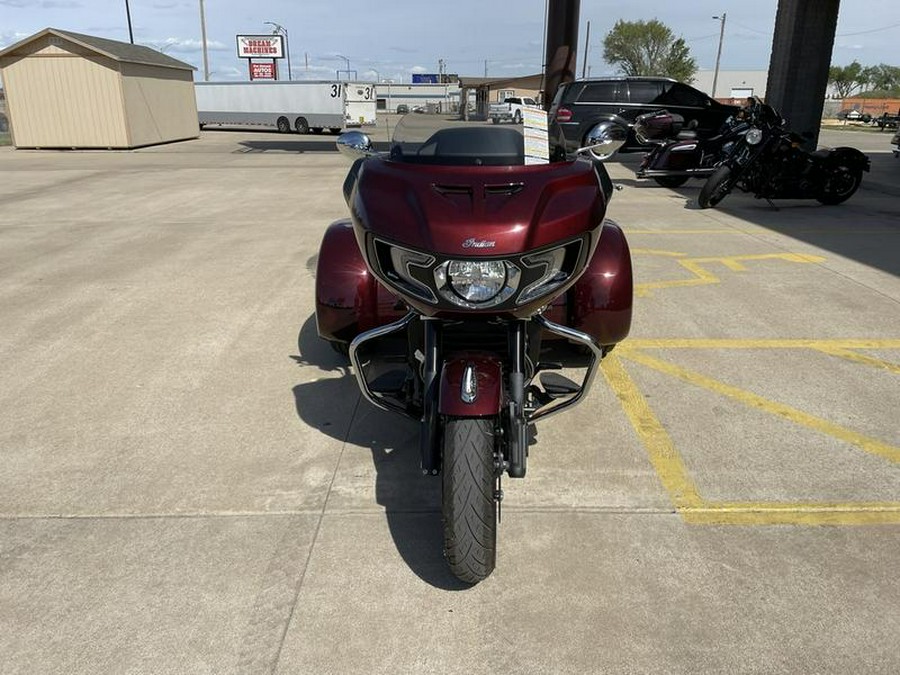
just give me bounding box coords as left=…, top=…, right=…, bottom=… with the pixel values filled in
left=581, top=20, right=590, bottom=79
left=712, top=12, right=726, bottom=99
left=484, top=59, right=488, bottom=77
left=199, top=0, right=209, bottom=81
left=124, top=0, right=134, bottom=44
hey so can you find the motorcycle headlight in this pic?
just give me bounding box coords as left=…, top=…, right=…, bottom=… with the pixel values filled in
left=745, top=128, right=763, bottom=145
left=434, top=259, right=520, bottom=308
left=447, top=259, right=506, bottom=302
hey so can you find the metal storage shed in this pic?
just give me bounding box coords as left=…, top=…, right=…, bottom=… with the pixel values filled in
left=0, top=28, right=199, bottom=149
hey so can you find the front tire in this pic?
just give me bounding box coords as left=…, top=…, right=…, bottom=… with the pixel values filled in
left=698, top=165, right=734, bottom=208
left=442, top=418, right=497, bottom=584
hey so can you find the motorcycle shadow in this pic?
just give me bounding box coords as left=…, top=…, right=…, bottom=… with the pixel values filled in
left=291, top=314, right=470, bottom=590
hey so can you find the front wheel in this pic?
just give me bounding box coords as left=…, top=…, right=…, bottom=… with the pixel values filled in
left=653, top=175, right=690, bottom=188
left=816, top=165, right=863, bottom=205
left=442, top=417, right=497, bottom=584
left=698, top=165, right=734, bottom=209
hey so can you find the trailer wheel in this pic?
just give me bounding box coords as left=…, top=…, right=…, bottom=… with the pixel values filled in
left=294, top=117, right=309, bottom=134
left=276, top=117, right=291, bottom=133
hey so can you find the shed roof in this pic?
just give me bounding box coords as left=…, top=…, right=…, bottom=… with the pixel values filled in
left=0, top=28, right=196, bottom=71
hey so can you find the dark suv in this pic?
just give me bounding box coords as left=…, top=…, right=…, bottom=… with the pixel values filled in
left=548, top=76, right=739, bottom=156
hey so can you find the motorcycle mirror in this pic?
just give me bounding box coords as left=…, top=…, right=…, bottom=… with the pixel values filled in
left=576, top=122, right=627, bottom=161
left=336, top=131, right=374, bottom=160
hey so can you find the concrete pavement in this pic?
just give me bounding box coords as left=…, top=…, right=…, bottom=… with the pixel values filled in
left=0, top=128, right=898, bottom=674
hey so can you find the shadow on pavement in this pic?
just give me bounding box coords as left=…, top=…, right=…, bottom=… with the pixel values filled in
left=291, top=314, right=469, bottom=591
left=616, top=153, right=900, bottom=276
left=237, top=139, right=391, bottom=154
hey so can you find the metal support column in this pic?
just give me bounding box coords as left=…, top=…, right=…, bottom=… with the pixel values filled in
left=543, top=0, right=581, bottom=111
left=765, top=0, right=841, bottom=149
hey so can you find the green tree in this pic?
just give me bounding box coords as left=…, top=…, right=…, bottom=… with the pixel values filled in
left=828, top=61, right=867, bottom=98
left=861, top=63, right=900, bottom=93
left=602, top=19, right=697, bottom=83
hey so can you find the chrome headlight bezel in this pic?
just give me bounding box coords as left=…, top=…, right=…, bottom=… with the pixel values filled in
left=434, top=259, right=521, bottom=309
left=371, top=237, right=584, bottom=310
left=745, top=127, right=764, bottom=146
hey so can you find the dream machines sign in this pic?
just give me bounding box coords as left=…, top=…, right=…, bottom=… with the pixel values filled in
left=236, top=35, right=284, bottom=59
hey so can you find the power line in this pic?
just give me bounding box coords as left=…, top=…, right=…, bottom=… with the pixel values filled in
left=836, top=21, right=900, bottom=37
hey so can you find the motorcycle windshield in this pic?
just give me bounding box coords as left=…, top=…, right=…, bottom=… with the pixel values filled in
left=388, top=114, right=526, bottom=166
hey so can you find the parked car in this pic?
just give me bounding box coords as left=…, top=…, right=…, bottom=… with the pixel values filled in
left=396, top=104, right=409, bottom=114
left=548, top=76, right=739, bottom=156
left=891, top=129, right=900, bottom=158
left=838, top=109, right=872, bottom=123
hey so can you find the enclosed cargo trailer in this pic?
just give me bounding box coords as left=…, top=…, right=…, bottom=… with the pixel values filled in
left=195, top=80, right=376, bottom=133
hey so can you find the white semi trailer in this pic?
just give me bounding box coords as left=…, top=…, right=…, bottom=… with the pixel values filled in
left=195, top=81, right=376, bottom=134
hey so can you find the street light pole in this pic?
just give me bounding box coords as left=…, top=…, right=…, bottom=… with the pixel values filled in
left=264, top=21, right=292, bottom=81
left=199, top=0, right=209, bottom=81
left=336, top=53, right=350, bottom=80
left=711, top=12, right=726, bottom=99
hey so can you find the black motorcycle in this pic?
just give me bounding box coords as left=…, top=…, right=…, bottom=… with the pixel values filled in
left=635, top=108, right=749, bottom=188
left=698, top=98, right=870, bottom=209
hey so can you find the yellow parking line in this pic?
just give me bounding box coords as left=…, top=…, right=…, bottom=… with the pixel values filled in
left=626, top=338, right=900, bottom=349
left=681, top=502, right=900, bottom=525
left=814, top=347, right=900, bottom=375
left=635, top=252, right=826, bottom=297
left=620, top=349, right=900, bottom=465
left=603, top=350, right=900, bottom=525
left=629, top=248, right=688, bottom=257
left=601, top=355, right=703, bottom=509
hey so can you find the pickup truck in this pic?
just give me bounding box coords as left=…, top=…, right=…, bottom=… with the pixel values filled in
left=489, top=97, right=537, bottom=124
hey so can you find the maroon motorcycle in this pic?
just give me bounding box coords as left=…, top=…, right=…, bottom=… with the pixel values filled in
left=315, top=114, right=633, bottom=583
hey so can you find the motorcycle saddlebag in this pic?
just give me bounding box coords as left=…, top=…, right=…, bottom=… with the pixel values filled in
left=634, top=110, right=684, bottom=144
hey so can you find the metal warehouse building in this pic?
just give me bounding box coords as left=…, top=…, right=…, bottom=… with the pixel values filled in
left=0, top=28, right=198, bottom=149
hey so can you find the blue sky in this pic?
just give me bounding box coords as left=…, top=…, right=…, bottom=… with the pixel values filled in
left=1, top=1, right=898, bottom=82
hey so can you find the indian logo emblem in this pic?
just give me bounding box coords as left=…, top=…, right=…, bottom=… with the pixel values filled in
left=462, top=238, right=496, bottom=249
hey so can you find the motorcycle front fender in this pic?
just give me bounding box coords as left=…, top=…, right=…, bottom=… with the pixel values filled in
left=438, top=355, right=503, bottom=417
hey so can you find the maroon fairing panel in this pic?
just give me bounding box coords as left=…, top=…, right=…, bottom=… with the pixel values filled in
left=315, top=219, right=403, bottom=342
left=570, top=221, right=633, bottom=346
left=351, top=158, right=607, bottom=256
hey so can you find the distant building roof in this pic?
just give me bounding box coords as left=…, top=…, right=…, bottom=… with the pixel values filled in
left=459, top=73, right=544, bottom=90
left=0, top=27, right=196, bottom=71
